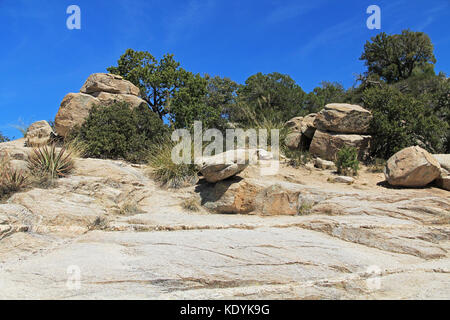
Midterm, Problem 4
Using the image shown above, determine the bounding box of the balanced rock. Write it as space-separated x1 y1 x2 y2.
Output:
200 149 252 183
80 73 140 96
314 104 372 134
385 146 441 187
26 120 54 147
309 130 371 161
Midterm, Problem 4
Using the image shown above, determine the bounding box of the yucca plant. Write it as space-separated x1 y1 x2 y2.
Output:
1 169 27 192
27 145 74 179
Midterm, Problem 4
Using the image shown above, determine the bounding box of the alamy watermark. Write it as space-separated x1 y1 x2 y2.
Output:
66 265 81 290
171 121 280 175
66 5 81 30
366 5 381 30
366 265 382 290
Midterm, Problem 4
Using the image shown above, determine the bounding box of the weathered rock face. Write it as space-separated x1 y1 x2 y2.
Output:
285 117 303 131
54 73 145 137
1 149 450 299
385 146 441 187
433 154 450 171
90 92 147 109
0 139 29 161
436 176 450 191
309 130 371 161
285 132 307 150
300 113 317 138
54 93 100 137
285 114 316 140
199 178 301 216
435 168 450 191
80 73 140 96
25 121 54 147
314 103 372 134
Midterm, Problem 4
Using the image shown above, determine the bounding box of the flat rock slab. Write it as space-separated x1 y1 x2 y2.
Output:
2 226 448 300
0 150 449 299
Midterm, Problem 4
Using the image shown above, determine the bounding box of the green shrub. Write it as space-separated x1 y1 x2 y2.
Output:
27 145 74 180
72 102 168 163
335 146 359 176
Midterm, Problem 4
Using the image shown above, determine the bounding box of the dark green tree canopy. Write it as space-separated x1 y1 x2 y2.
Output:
363 85 447 159
303 81 346 114
107 49 193 119
235 72 306 124
360 30 436 83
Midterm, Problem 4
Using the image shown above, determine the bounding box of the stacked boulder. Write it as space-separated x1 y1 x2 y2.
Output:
54 73 146 137
309 104 372 161
285 104 373 161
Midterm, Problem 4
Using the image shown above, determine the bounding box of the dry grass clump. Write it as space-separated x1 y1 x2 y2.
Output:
88 216 110 230
147 139 199 189
119 199 142 216
181 195 202 212
0 153 27 200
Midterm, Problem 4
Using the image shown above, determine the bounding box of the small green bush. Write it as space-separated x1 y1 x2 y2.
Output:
335 146 359 176
72 102 168 163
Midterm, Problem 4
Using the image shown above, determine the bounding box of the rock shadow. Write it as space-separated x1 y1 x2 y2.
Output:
195 176 243 206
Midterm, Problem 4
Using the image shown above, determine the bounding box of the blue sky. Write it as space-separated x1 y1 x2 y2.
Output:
0 0 449 138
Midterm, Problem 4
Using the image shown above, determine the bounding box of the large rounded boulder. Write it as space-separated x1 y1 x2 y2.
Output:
26 120 54 147
54 93 100 137
384 146 441 187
